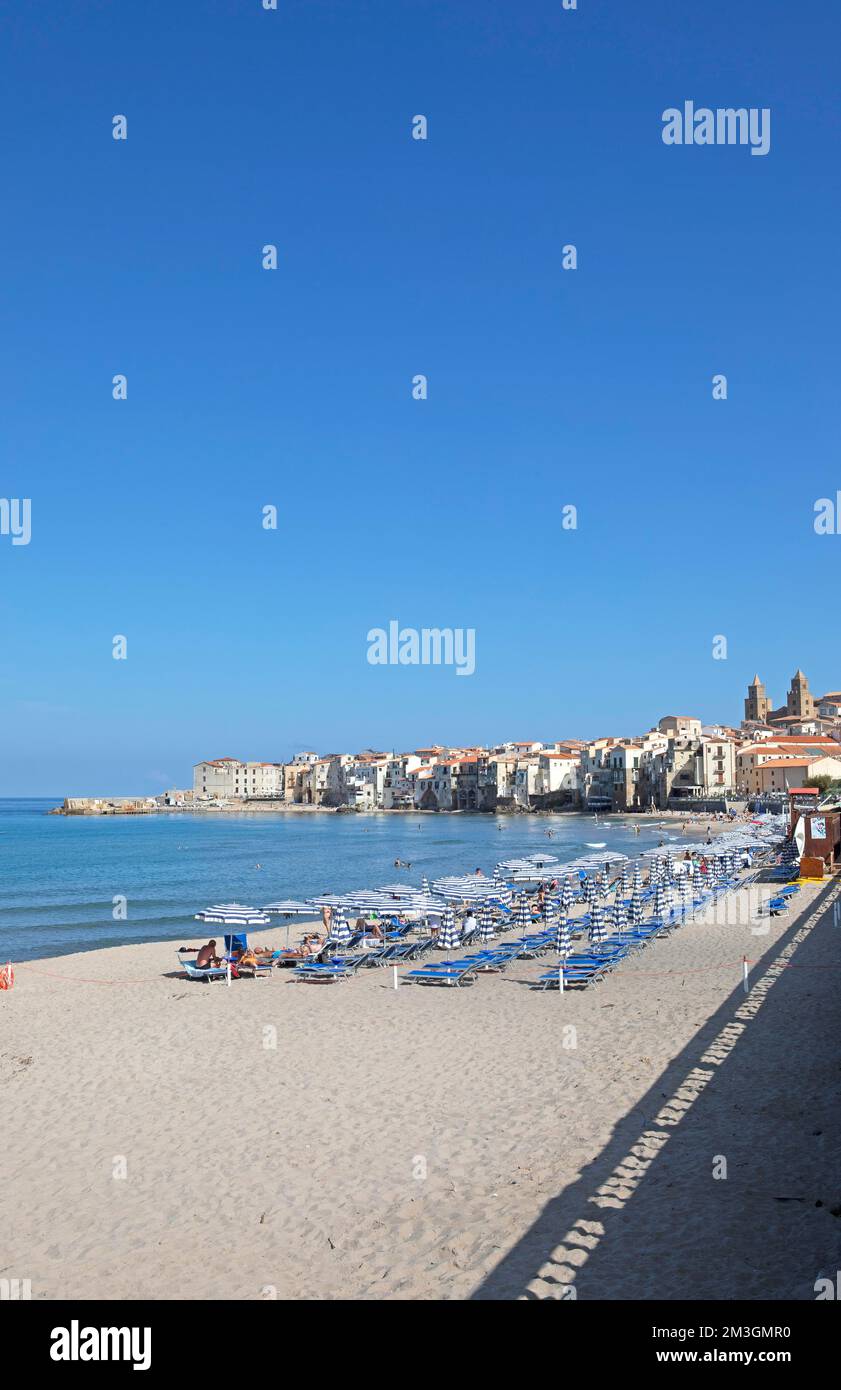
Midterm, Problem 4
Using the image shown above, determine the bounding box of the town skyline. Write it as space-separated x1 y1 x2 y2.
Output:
52 667 841 814
9 662 841 799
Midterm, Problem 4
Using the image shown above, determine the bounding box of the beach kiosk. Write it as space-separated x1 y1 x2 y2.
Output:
789 789 841 877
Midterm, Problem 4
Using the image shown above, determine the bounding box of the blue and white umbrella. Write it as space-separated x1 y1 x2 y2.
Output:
680 875 692 915
478 903 495 942
513 894 531 947
589 901 606 945
560 875 574 913
612 893 627 933
262 899 318 917
432 875 501 902
556 916 572 956
195 902 271 929
437 904 461 950
629 880 644 925
328 909 352 945
514 895 531 929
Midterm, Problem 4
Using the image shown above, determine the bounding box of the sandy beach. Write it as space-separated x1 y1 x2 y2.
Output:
2 871 839 1301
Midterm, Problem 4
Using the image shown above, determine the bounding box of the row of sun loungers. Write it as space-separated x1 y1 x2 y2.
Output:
181 851 790 988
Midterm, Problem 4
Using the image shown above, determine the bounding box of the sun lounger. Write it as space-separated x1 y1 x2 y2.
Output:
178 953 228 983
534 962 604 989
292 954 368 983
405 962 477 987
453 948 519 973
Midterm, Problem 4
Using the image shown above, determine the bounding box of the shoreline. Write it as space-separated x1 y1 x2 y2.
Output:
4 870 837 1300
50 801 752 822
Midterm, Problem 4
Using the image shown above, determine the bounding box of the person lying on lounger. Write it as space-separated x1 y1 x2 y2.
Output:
301 933 327 955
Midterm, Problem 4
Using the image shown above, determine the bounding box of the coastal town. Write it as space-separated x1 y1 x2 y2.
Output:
60 668 841 816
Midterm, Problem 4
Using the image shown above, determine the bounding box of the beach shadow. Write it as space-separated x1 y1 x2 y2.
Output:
471 879 841 1301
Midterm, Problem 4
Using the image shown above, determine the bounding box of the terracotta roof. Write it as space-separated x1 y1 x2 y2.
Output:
759 758 816 768
773 734 837 743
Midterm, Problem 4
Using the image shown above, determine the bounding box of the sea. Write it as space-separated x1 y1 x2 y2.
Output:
0 799 682 962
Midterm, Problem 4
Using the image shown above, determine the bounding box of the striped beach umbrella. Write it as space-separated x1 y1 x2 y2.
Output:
262 900 316 916
194 902 271 929
514 894 531 930
555 916 572 956
437 904 461 951
589 901 606 945
620 865 630 896
653 884 667 919
513 895 531 948
612 893 627 933
560 875 574 914
478 903 495 942
328 909 352 945
680 875 692 915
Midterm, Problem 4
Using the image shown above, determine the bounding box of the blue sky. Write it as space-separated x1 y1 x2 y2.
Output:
1 0 839 794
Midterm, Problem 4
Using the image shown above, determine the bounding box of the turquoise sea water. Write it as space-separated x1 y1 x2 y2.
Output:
0 799 678 962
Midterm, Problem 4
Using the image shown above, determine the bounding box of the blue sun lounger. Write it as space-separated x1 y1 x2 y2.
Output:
534 961 604 989
405 962 477 987
178 954 228 982
293 954 368 983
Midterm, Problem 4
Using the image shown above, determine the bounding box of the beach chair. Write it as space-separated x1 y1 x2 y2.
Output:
465 947 521 973
292 954 368 983
178 953 228 983
534 962 603 990
405 936 435 959
405 962 477 987
233 953 274 980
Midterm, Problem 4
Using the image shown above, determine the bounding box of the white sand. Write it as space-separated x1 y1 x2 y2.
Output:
2 875 839 1301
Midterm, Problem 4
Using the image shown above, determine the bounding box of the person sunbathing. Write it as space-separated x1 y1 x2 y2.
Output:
231 946 259 972
301 933 327 955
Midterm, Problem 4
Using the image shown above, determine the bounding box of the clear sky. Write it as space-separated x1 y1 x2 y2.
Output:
1 0 839 794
